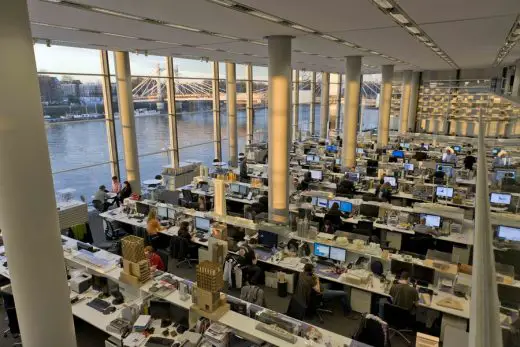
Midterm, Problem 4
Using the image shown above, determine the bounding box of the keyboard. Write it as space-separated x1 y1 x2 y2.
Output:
316 259 334 267
146 336 175 347
87 298 110 312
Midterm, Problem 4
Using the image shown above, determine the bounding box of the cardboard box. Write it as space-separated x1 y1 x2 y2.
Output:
119 272 141 286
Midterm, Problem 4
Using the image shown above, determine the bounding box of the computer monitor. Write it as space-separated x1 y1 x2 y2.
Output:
326 145 337 153
403 163 414 172
329 247 346 262
239 185 249 196
170 302 190 328
436 186 454 198
136 202 150 216
436 164 454 177
497 284 520 308
258 230 278 248
495 170 516 182
492 147 501 155
230 183 240 194
383 176 397 187
335 158 341 165
195 217 211 232
313 243 331 258
490 192 512 205
347 172 360 182
317 198 328 208
328 199 341 209
157 206 168 219
420 214 442 228
412 264 435 285
392 150 404 158
453 145 461 153
91 275 109 296
367 159 378 168
360 204 379 218
311 197 318 206
367 167 378 177
497 225 520 242
422 144 429 150
149 299 172 320
356 148 365 154
310 170 323 181
400 143 410 149
167 208 176 220
339 201 353 213
390 259 413 277
306 154 314 163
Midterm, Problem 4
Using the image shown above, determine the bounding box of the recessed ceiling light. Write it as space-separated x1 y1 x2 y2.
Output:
321 34 339 41
357 47 369 52
91 7 144 21
290 24 316 33
370 51 380 55
164 24 201 32
425 42 434 46
373 0 393 9
249 41 267 46
514 27 520 35
249 11 282 22
405 26 420 34
389 11 409 24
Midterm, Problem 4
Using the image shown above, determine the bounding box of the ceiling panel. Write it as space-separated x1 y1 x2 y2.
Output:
422 16 517 68
235 0 397 32
66 0 300 39
293 36 367 58
209 41 267 57
398 0 520 24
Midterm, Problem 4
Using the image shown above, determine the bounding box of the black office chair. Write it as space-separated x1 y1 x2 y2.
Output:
104 220 126 241
170 236 198 268
383 303 415 346
180 190 198 209
309 291 333 324
356 221 374 237
92 199 104 212
286 297 306 320
156 248 170 272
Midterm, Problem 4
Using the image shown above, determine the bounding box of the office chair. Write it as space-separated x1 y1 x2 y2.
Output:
355 221 374 237
383 303 415 346
286 297 306 320
92 199 104 212
170 236 198 268
180 190 198 209
309 291 333 324
104 220 126 241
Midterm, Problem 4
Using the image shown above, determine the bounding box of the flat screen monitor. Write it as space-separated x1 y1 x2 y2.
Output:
497 284 520 308
306 154 314 163
310 170 323 181
492 148 501 155
356 148 365 154
326 145 337 152
497 225 520 242
403 163 414 171
367 167 378 177
495 170 516 182
157 206 168 219
360 204 379 218
335 158 341 165
136 202 150 216
436 186 454 198
167 208 176 220
195 217 211 232
390 259 413 277
149 299 172 320
314 243 331 258
239 185 249 196
329 247 346 262
420 214 442 228
170 302 189 328
258 230 278 248
230 183 240 194
340 201 353 213
453 145 461 153
400 143 410 149
311 197 318 206
412 264 435 285
383 176 397 187
367 159 378 168
317 198 328 208
490 192 512 205
436 164 454 177
392 150 405 158
328 199 341 209
347 172 360 182
422 144 429 150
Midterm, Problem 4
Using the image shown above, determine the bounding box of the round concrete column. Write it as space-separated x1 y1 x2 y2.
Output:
342 56 361 169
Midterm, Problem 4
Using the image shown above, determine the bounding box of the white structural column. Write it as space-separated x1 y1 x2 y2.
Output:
310 71 317 135
320 72 330 139
399 70 412 133
246 64 254 145
469 114 503 347
226 62 238 166
0 1 78 346
267 35 292 223
512 60 520 97
292 70 300 142
166 57 180 168
335 74 343 131
115 51 141 194
342 56 362 169
407 72 420 132
377 65 394 147
212 62 222 160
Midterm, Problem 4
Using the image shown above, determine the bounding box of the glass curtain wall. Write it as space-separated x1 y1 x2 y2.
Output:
297 71 313 136
360 73 381 132
314 72 323 135
252 66 268 143
35 44 113 199
329 73 342 134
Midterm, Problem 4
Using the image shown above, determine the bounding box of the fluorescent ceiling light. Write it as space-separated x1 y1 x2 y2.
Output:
91 8 144 21
155 40 179 45
370 51 380 55
208 0 235 6
425 42 434 46
406 26 420 34
321 34 339 41
417 36 428 42
103 33 138 39
164 24 201 32
341 41 355 47
213 33 239 40
389 11 409 24
32 22 79 31
373 0 393 9
249 11 282 22
357 47 369 52
249 41 267 46
291 24 316 33
514 27 520 35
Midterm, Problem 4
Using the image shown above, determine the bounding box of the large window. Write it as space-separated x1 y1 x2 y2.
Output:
35 44 112 199
361 74 381 132
252 66 268 143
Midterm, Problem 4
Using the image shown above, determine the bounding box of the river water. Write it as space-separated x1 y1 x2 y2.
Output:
47 105 379 198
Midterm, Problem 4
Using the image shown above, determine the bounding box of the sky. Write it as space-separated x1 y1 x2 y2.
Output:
34 43 380 83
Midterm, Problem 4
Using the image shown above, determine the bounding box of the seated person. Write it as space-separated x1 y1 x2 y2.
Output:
379 271 418 318
177 221 192 240
294 264 351 316
298 172 312 191
239 153 249 182
144 246 165 271
375 179 392 202
336 177 356 197
433 170 446 183
336 136 343 148
238 244 263 285
118 181 132 202
442 149 457 163
322 219 335 234
250 191 269 217
93 185 111 212
324 202 347 229
146 209 165 236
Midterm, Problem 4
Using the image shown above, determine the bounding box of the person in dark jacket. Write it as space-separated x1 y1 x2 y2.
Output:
118 181 132 202
239 153 249 182
178 221 192 240
238 244 263 285
324 202 347 231
375 178 392 202
336 178 356 196
464 151 476 171
298 172 312 191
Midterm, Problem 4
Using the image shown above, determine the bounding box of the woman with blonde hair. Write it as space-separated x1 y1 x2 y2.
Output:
146 208 164 236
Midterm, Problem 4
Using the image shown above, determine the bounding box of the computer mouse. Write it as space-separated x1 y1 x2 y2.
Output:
103 306 116 315
162 329 169 337
170 330 177 338
172 343 180 347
